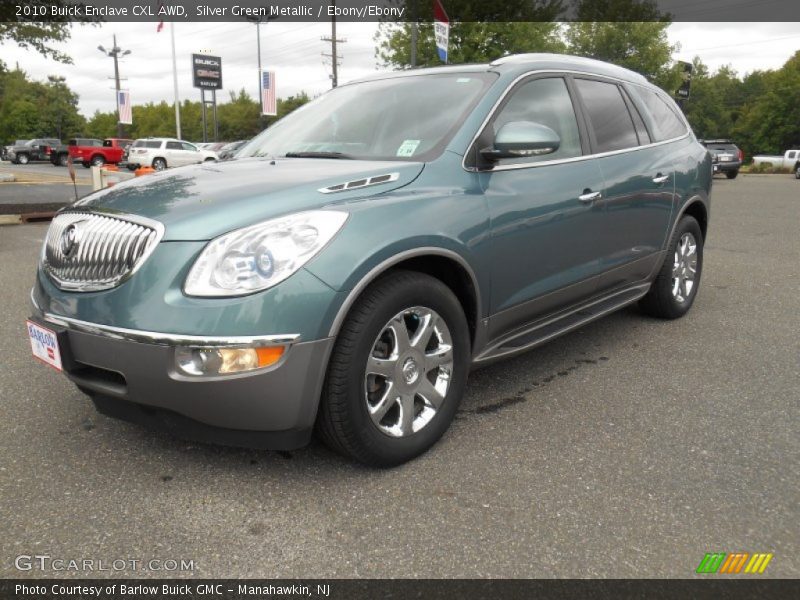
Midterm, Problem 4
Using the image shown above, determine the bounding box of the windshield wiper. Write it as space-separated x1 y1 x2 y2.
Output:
284 151 354 159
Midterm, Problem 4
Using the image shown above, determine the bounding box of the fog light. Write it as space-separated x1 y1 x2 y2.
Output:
175 345 285 376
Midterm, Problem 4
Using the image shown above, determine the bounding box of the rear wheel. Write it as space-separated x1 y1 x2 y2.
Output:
640 215 703 319
152 157 167 171
58 154 69 167
316 270 470 467
726 170 738 179
91 155 105 167
17 153 29 165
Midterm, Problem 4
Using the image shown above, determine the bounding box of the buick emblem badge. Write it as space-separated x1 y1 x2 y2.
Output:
60 222 82 259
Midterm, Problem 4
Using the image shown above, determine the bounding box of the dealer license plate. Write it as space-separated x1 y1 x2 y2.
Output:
26 320 63 371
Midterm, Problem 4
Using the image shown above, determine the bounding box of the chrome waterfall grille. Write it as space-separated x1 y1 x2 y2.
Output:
42 212 164 291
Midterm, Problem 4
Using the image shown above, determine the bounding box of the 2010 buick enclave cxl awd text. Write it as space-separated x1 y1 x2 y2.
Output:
28 54 711 466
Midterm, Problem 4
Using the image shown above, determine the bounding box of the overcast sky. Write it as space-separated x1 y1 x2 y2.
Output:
2 21 798 118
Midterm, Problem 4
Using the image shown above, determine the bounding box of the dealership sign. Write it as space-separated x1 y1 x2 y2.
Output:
192 54 223 90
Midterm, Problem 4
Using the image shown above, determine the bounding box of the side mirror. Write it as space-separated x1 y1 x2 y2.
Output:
481 121 561 161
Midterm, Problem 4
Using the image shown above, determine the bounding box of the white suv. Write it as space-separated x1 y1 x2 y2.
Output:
126 138 218 171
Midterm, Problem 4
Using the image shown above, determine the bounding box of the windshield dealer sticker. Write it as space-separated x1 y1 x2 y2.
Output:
396 140 421 157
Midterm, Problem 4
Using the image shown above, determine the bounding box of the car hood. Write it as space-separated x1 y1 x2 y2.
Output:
73 157 424 240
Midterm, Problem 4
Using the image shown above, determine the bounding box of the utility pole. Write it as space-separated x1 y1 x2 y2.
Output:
98 34 130 138
322 1 345 88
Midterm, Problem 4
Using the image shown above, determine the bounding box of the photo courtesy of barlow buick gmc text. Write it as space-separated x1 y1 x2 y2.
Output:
0 0 798 596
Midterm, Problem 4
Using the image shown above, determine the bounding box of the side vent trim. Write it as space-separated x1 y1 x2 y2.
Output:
318 172 399 194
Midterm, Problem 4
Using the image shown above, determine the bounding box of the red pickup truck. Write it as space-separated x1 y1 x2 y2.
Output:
68 138 133 168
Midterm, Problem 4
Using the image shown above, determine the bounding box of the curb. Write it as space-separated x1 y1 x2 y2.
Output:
0 211 56 225
0 214 22 225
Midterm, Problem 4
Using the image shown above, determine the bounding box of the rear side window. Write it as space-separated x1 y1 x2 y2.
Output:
491 77 583 164
166 141 183 150
133 140 162 149
630 87 688 141
574 79 638 153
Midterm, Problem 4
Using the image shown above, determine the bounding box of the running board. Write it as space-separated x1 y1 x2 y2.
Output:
473 283 650 365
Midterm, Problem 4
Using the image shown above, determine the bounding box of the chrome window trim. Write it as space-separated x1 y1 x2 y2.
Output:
461 68 690 173
42 210 166 292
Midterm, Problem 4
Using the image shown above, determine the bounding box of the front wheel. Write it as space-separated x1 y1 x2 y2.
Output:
726 170 738 179
795 165 800 179
316 270 470 467
640 215 704 319
152 158 167 171
16 154 29 165
58 154 69 167
91 155 105 167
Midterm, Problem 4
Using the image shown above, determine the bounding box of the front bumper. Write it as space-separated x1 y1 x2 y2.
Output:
30 303 334 450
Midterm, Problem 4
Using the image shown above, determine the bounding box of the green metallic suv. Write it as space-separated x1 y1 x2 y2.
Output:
28 54 711 466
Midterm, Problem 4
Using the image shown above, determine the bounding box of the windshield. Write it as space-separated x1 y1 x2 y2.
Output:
238 72 496 162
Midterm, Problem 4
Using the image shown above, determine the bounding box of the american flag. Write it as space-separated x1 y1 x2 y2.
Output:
118 90 132 124
261 70 277 116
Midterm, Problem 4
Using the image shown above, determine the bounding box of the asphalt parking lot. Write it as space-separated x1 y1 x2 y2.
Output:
0 175 797 578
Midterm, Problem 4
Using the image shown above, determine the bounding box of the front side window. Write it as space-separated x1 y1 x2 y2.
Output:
574 79 639 153
788 151 797 160
629 86 688 141
181 142 197 152
238 72 496 162
490 77 583 165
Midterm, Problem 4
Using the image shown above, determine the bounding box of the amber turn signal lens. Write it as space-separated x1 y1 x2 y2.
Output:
256 346 285 368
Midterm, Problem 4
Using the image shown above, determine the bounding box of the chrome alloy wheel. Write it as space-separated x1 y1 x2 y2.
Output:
672 232 698 303
365 307 454 437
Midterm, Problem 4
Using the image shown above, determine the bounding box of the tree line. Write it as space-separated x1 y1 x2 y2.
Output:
1 0 798 156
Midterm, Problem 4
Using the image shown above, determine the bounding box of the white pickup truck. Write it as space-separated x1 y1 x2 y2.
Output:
752 150 800 178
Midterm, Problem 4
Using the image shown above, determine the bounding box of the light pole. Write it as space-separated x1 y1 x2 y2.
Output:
98 34 130 138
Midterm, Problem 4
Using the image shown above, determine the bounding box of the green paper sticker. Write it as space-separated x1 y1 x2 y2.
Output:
396 139 421 157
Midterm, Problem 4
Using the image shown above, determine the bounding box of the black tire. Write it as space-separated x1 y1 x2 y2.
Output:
91 155 105 167
17 153 29 165
726 170 738 179
794 164 800 179
640 215 704 319
152 157 167 171
81 162 91 169
316 270 470 467
58 153 69 167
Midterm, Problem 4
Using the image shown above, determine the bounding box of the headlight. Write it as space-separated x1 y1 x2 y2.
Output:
184 210 348 297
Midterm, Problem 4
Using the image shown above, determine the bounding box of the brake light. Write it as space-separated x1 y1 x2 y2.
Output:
738 149 744 162
43 146 51 154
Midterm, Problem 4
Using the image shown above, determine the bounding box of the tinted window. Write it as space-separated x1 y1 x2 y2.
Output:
788 151 797 159
622 88 651 145
492 77 582 164
630 86 687 141
166 141 183 150
574 79 638 153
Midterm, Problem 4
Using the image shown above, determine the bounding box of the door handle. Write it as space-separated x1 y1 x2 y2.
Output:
652 173 670 184
578 190 602 203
